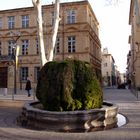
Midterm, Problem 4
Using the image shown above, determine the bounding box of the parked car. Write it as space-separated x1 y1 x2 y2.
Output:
118 83 126 89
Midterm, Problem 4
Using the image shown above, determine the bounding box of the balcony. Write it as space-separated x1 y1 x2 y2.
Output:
0 55 14 62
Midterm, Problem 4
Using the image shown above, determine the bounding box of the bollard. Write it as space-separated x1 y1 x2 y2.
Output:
3 88 8 96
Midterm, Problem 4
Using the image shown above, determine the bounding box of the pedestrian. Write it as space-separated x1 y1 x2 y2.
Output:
25 78 31 97
127 79 131 89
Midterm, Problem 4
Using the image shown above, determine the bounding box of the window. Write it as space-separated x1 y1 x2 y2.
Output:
51 11 60 26
8 40 15 55
36 39 39 54
0 18 2 29
34 67 40 81
68 36 76 53
22 40 29 55
22 15 29 28
0 46 1 55
104 63 107 67
20 67 28 81
51 12 55 26
0 42 1 55
54 37 60 54
42 11 44 17
8 16 15 29
106 72 109 76
67 10 76 24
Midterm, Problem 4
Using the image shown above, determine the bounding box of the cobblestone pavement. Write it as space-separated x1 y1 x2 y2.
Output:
0 88 140 140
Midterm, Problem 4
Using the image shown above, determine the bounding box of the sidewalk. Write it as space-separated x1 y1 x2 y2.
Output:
0 88 36 101
0 88 140 140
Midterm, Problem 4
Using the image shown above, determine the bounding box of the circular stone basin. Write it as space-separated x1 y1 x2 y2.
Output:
18 101 119 132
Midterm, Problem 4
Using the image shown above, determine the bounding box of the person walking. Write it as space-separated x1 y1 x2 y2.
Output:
127 79 131 89
25 78 31 97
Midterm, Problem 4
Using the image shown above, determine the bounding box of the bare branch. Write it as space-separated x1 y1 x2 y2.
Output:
47 0 61 61
32 0 47 66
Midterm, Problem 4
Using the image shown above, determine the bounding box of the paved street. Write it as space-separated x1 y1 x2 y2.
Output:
0 88 140 140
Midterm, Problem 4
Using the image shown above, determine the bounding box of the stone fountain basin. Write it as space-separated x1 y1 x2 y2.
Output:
18 101 118 132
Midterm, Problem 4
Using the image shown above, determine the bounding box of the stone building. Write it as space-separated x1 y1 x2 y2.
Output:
101 48 117 87
127 0 140 88
0 1 101 90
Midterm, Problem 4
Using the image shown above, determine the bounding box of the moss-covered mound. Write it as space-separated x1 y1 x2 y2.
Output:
36 60 103 111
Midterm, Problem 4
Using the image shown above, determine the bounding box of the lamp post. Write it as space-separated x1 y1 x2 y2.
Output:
10 31 21 97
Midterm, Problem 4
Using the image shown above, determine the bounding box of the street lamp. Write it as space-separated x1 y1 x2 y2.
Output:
10 31 21 96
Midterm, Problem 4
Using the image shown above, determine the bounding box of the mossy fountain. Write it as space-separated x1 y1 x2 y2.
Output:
18 60 118 132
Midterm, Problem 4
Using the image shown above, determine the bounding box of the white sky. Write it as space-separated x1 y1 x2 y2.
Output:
0 0 131 73
92 0 131 73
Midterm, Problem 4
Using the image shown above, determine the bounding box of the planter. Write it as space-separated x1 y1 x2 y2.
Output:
17 101 118 132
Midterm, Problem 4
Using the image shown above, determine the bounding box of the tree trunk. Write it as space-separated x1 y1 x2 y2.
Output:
47 0 61 61
32 0 47 66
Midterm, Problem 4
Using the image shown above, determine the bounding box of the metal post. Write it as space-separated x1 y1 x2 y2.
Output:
12 46 16 100
10 31 21 98
14 47 17 95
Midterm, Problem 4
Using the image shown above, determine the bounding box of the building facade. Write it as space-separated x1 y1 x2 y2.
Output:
0 1 101 90
127 0 140 88
101 48 118 87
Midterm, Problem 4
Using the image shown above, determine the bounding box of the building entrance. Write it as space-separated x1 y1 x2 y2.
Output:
0 67 8 88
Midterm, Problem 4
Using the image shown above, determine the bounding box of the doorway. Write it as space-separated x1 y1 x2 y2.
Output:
0 67 8 88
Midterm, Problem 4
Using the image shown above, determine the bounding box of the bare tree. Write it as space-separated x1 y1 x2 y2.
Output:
32 0 47 66
32 0 61 66
47 0 61 61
